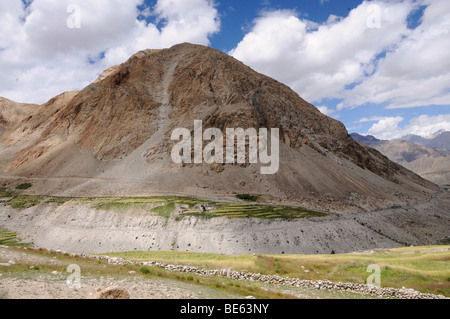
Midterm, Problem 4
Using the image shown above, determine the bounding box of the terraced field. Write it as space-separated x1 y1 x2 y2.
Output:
0 230 23 246
1 186 327 220
182 202 327 219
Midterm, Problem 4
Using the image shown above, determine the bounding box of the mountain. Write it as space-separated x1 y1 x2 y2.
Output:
427 131 450 152
374 141 445 164
394 134 430 146
394 131 450 153
350 133 384 147
352 132 449 186
0 43 438 213
0 97 38 136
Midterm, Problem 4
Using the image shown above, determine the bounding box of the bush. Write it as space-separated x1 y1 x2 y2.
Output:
15 183 32 190
140 266 151 275
236 194 258 201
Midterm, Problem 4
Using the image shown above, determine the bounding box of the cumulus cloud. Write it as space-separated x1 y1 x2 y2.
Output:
366 114 450 140
0 0 220 103
366 116 405 139
230 0 450 137
316 105 335 116
340 0 450 110
230 1 416 103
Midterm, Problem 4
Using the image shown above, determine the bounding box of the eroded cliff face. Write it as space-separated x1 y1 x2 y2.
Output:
0 43 437 211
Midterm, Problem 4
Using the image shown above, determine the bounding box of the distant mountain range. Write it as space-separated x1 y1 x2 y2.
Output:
351 131 450 186
393 131 450 153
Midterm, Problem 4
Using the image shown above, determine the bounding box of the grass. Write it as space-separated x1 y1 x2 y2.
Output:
83 196 197 216
107 245 450 297
1 187 71 209
182 202 326 219
7 195 43 209
151 201 176 218
45 197 72 205
106 251 257 270
2 244 448 298
1 191 327 220
74 195 327 220
1 246 295 299
0 188 15 198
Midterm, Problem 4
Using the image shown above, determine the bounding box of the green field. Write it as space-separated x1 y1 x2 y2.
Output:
181 202 326 219
0 230 29 247
0 189 327 220
0 187 16 198
107 246 450 297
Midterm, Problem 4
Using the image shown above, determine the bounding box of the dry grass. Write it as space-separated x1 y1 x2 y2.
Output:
107 246 450 296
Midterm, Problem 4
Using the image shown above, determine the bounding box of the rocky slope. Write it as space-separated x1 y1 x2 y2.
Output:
0 43 439 213
352 133 449 186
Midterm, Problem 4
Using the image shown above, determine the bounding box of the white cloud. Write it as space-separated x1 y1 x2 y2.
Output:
357 115 389 123
366 114 450 140
340 0 450 110
230 1 416 104
367 116 405 139
0 0 220 104
230 0 450 137
317 105 335 116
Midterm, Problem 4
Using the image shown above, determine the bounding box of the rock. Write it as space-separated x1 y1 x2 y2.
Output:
94 287 130 299
245 295 256 299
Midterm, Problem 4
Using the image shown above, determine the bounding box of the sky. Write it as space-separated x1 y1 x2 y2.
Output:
0 0 449 140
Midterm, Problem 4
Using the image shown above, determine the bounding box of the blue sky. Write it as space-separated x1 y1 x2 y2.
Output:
211 0 363 52
1 0 449 139
208 0 450 138
137 0 363 52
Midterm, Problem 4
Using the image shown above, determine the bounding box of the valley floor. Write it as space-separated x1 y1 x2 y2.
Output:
0 187 449 299
0 245 448 299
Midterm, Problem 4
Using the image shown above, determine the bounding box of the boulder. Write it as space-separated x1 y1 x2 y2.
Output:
94 286 130 299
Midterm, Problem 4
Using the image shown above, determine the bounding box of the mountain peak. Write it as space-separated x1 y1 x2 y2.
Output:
0 43 438 211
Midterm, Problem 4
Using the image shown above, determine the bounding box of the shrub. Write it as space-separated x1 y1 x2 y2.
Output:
15 183 32 190
236 194 258 201
140 267 151 275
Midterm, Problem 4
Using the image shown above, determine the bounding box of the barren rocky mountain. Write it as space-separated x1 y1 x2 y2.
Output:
351 133 449 186
0 98 38 137
0 43 440 212
394 131 450 153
